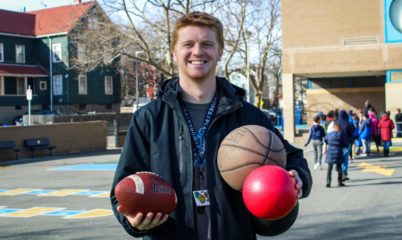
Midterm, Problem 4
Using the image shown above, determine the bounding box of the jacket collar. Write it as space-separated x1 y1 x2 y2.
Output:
156 76 245 112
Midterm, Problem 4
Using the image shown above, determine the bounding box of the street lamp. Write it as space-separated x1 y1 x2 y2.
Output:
135 51 143 111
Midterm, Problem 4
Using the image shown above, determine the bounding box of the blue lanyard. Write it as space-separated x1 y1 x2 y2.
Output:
181 93 218 175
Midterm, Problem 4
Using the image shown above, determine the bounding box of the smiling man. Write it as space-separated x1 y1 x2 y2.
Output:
110 12 312 240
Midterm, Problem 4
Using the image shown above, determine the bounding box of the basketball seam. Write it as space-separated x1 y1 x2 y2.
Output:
219 162 262 173
264 131 273 165
219 144 284 169
242 126 284 152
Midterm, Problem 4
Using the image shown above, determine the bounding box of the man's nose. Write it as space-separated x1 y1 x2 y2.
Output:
192 44 203 56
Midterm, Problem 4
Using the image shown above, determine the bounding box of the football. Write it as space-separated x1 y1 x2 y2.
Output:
115 172 177 215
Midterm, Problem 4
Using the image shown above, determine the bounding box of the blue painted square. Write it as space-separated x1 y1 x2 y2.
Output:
48 164 117 171
44 209 84 217
0 189 8 193
73 191 106 196
0 208 21 215
25 189 55 195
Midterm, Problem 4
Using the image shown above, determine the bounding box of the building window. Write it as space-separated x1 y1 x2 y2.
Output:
15 44 25 63
16 77 25 95
78 74 87 95
105 76 113 95
52 43 62 62
3 77 25 95
77 43 86 62
88 17 99 30
53 75 63 96
0 43 4 62
0 77 3 95
40 81 47 90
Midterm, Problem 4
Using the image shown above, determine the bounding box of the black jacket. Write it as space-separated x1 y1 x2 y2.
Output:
110 77 312 239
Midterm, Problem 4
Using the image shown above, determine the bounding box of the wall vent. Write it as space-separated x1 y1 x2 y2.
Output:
343 37 378 45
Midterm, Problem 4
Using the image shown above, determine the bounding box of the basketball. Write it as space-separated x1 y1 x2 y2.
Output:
115 172 177 215
217 125 286 190
242 165 297 220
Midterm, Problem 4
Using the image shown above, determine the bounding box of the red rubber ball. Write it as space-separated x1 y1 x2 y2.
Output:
242 165 297 220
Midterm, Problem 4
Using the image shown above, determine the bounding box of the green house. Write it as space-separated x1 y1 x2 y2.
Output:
0 1 121 124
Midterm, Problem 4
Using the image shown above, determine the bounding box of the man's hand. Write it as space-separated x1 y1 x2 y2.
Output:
117 205 169 231
288 170 303 199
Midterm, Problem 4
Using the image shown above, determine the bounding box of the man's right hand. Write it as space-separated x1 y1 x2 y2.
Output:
117 205 169 231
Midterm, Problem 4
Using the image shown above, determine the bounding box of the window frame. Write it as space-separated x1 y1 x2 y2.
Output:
77 43 86 62
104 76 113 95
15 44 25 64
0 43 4 62
78 74 87 95
88 17 99 30
52 43 62 63
53 75 63 96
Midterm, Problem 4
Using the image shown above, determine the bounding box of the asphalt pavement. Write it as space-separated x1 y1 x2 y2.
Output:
1 139 402 240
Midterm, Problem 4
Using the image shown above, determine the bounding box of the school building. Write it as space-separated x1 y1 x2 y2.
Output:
281 0 402 142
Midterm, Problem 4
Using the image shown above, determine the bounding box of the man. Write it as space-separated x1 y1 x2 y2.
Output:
395 108 402 138
111 12 312 240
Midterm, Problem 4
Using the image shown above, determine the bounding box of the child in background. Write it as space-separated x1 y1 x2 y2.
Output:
359 112 372 156
305 115 326 170
324 121 345 187
377 112 395 157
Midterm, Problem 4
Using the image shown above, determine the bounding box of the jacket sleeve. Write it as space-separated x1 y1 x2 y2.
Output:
305 128 313 146
252 202 299 236
110 110 153 238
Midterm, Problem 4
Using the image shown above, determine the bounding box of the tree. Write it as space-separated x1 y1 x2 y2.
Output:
70 0 282 107
220 0 281 107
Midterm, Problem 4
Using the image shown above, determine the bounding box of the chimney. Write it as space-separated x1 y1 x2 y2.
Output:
74 0 82 4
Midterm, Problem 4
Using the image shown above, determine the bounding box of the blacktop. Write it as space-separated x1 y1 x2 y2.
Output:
1 135 402 239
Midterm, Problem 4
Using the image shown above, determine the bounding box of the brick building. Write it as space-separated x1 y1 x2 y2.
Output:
281 0 402 141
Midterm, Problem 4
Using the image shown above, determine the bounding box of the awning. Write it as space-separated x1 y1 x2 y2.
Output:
0 64 48 77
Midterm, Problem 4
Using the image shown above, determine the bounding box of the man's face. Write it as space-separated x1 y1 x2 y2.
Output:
173 25 223 82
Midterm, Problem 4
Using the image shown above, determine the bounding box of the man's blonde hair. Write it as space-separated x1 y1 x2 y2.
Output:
171 12 224 51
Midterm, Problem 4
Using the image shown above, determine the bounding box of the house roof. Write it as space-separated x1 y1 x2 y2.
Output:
0 1 95 37
0 65 48 77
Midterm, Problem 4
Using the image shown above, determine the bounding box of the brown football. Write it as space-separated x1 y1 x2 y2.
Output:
115 172 177 215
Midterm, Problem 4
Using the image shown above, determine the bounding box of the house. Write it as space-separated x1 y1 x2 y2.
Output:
281 0 402 142
0 0 121 124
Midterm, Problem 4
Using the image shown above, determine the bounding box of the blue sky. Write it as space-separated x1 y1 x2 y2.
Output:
0 0 86 12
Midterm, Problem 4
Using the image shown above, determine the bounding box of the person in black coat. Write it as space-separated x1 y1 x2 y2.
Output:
324 121 345 187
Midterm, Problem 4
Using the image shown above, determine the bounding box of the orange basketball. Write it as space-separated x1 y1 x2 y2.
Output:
217 125 287 190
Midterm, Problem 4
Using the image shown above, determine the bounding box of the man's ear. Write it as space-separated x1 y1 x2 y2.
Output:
172 48 177 62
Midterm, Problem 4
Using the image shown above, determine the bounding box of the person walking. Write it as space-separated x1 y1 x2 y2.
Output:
368 111 380 152
110 12 312 240
359 112 372 156
395 108 402 138
337 110 355 181
378 113 395 157
305 115 326 170
324 121 345 187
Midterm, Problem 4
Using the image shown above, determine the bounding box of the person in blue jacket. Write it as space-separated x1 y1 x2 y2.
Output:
324 121 345 187
305 115 326 170
359 112 372 156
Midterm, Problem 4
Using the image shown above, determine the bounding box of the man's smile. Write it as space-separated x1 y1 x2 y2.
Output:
189 60 208 65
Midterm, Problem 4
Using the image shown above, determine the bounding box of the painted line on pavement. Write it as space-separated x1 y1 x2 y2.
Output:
0 188 37 196
5 207 63 217
64 209 113 219
0 207 113 219
39 189 89 197
0 188 108 198
358 162 395 177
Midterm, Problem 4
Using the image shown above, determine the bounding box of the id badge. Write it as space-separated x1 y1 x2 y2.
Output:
193 190 210 207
